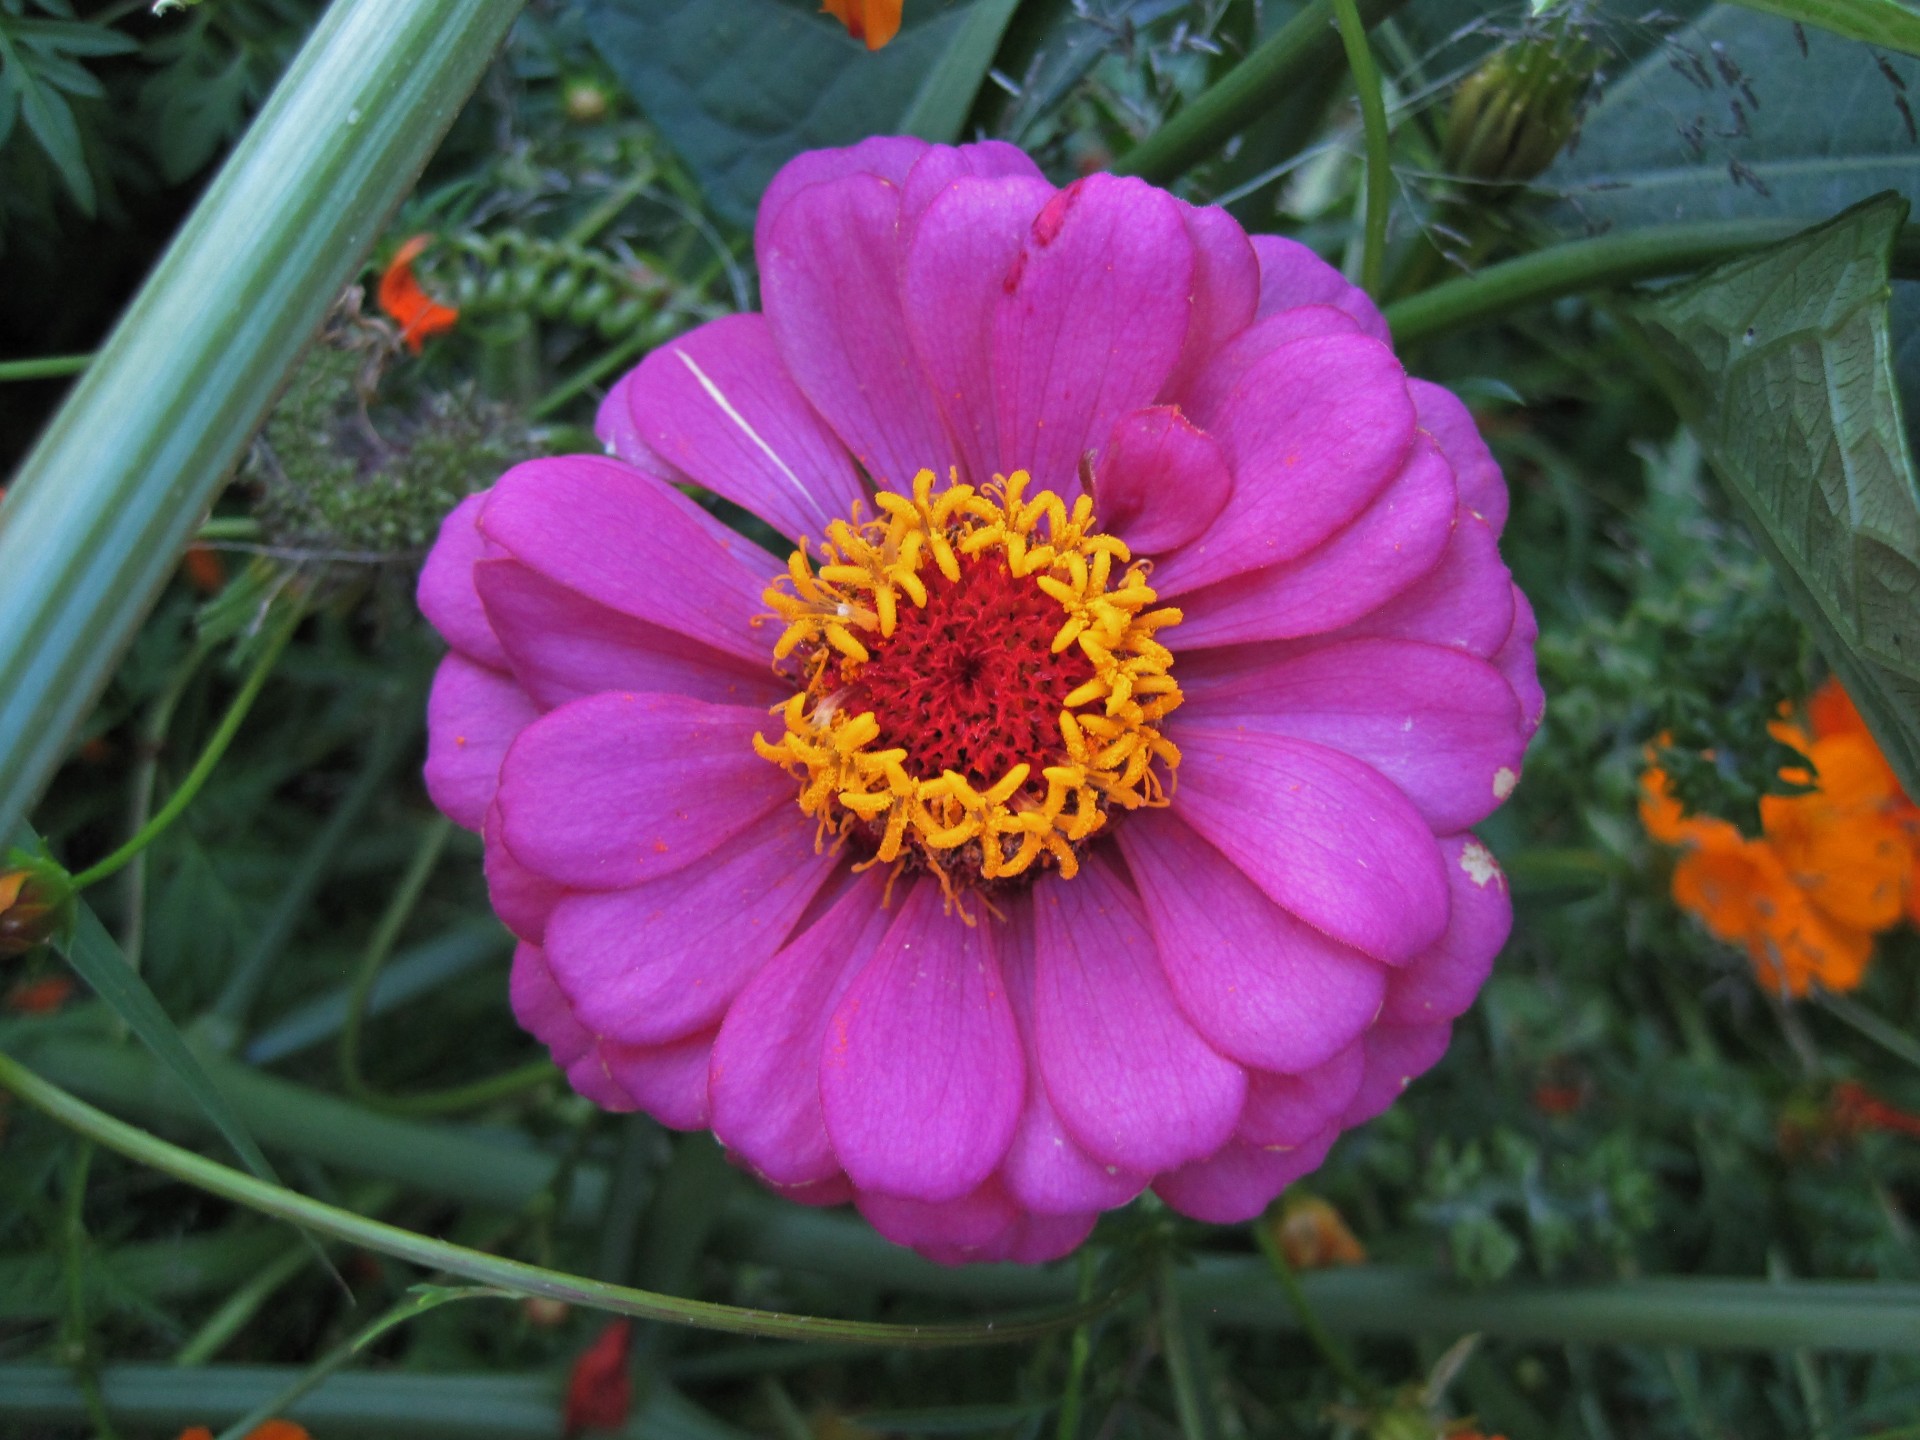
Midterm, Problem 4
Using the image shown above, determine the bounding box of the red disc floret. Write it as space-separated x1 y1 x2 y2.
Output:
849 553 1092 791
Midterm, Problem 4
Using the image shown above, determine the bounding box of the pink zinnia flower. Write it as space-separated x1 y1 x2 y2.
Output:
417 138 1542 1265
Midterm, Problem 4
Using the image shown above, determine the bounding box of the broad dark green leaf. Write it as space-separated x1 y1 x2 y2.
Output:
585 0 1018 228
1635 193 1920 796
1541 7 1920 233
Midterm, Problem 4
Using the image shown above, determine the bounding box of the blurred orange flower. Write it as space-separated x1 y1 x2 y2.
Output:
1640 678 1918 997
377 235 459 353
178 1423 310 1440
1271 1194 1367 1270
821 0 902 49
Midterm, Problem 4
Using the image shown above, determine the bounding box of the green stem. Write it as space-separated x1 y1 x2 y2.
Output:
1814 991 1920 1075
1113 0 1406 184
0 354 91 383
174 1245 311 1367
1253 1221 1376 1400
1156 1255 1218 1440
530 325 658 421
360 1060 559 1117
69 613 298 892
1332 0 1392 297
0 0 528 844
118 634 214 975
210 1287 502 1440
1381 220 1822 345
0 1050 1139 1348
339 816 453 1099
1055 1252 1096 1440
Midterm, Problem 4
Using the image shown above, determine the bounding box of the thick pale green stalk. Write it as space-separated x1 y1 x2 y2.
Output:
0 0 527 841
1113 0 1405 184
1383 221 1816 345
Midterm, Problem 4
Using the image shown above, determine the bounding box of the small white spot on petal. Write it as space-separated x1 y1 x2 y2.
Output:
1493 766 1518 800
1459 839 1501 889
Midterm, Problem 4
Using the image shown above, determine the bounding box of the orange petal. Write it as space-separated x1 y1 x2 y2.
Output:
821 0 902 48
377 234 460 353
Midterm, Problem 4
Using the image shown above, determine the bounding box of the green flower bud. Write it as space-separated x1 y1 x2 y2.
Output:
1444 11 1601 188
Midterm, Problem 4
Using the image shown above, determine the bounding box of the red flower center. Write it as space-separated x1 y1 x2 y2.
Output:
847 552 1094 795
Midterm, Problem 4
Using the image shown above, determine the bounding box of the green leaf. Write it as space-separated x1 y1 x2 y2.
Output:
1634 192 1920 796
49 899 289 1194
1726 0 1920 58
897 0 1023 142
10 18 139 55
1541 7 1920 234
584 0 1016 227
5 35 93 212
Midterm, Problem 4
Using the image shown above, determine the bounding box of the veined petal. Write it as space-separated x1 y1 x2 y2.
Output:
1238 1044 1366 1147
1093 405 1234 558
542 806 838 1046
1030 858 1246 1174
418 491 506 669
1250 234 1389 340
494 692 791 890
1153 1128 1342 1224
820 879 1023 1202
1381 835 1511 1026
993 175 1194 494
1121 811 1388 1073
425 654 537 833
1173 727 1452 964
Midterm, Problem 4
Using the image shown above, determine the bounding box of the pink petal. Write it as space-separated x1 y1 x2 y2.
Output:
484 802 564 944
768 1173 854 1209
993 175 1194 493
510 942 593 1071
1174 306 1362 422
1382 835 1510 1026
855 1176 1021 1254
1120 811 1387 1073
542 806 837 1046
1494 584 1545 737
1250 234 1389 341
1162 201 1260 400
1093 406 1233 557
899 140 1048 235
594 370 681 476
425 654 538 832
1238 1044 1366 1147
762 173 953 491
494 692 791 891
601 1030 717 1130
711 869 893 1187
418 492 506 670
1412 379 1507 534
475 558 782 711
1165 433 1455 633
1341 510 1513 657
1154 334 1416 592
755 135 931 266
998 897 1148 1216
1179 637 1527 833
1343 1022 1453 1125
904 174 1056 486
564 1047 638 1112
1153 1127 1341 1224
992 1212 1098 1265
1030 858 1245 1173
820 879 1023 1202
621 314 867 540
1173 727 1451 964
477 456 770 667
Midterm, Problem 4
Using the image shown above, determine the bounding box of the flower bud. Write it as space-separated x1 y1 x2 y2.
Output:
0 859 72 960
1444 15 1600 188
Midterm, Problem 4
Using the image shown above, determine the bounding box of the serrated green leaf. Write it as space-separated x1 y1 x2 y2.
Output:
1541 7 1920 233
1728 0 1920 58
10 17 140 55
3 33 93 211
1635 192 1920 796
584 0 1010 227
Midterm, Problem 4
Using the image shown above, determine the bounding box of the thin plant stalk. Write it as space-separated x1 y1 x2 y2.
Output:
0 1050 1140 1348
69 613 299 892
339 815 453 1100
1333 0 1393 297
0 354 91 382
